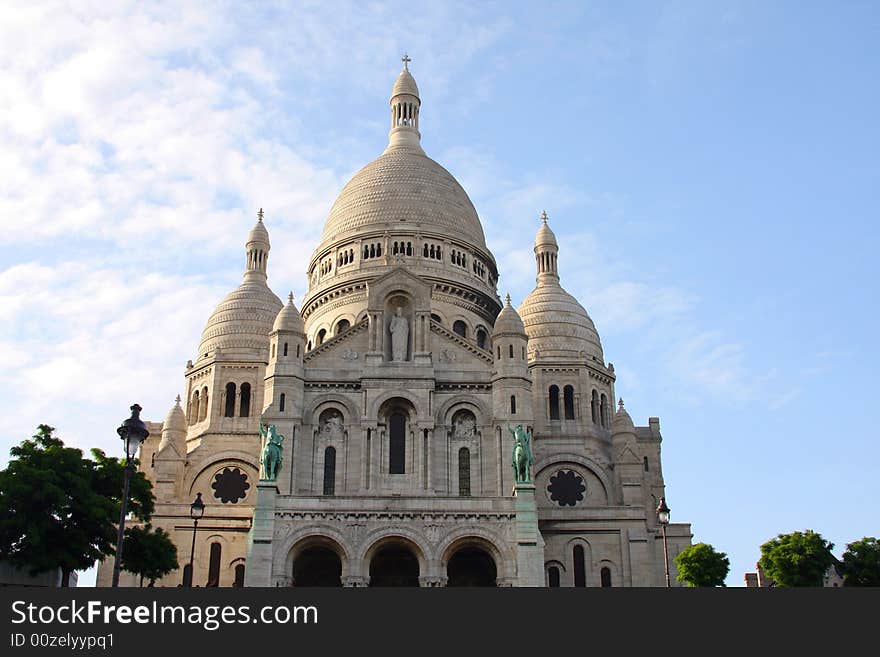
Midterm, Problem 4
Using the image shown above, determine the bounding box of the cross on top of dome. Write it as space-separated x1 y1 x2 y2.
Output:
401 53 411 70
257 208 264 222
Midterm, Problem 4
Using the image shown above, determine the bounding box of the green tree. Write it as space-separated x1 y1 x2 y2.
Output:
758 530 835 587
0 425 154 586
841 537 880 587
121 524 178 587
674 542 730 587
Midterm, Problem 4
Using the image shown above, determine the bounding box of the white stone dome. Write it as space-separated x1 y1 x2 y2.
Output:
157 396 186 455
317 147 488 251
198 278 282 358
535 212 558 248
612 399 635 433
247 216 270 246
519 281 603 361
391 68 419 98
493 294 526 336
273 293 304 333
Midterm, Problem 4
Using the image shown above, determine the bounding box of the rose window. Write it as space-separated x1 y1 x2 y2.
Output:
547 469 586 507
211 467 250 504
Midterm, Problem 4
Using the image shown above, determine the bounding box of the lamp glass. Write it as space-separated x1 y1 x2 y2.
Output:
190 493 205 520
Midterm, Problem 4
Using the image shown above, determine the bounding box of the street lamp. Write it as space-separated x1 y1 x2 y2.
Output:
112 404 150 587
656 497 671 588
185 492 205 587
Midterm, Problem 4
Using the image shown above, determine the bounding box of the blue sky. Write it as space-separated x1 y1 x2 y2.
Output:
1 1 877 587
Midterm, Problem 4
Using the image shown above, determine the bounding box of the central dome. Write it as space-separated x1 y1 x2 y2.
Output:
318 146 488 251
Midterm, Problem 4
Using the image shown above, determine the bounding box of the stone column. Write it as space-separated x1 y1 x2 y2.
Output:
243 481 278 587
513 483 545 587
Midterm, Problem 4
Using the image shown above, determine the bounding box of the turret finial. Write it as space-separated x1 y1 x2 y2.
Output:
257 208 264 222
288 291 294 304
175 394 181 405
505 293 512 306
401 52 411 70
618 398 624 410
541 209 548 223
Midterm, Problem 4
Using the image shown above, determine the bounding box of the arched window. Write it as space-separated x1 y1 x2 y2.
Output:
208 543 222 587
389 411 406 474
549 385 560 420
508 344 514 358
307 340 312 351
573 545 586 587
497 346 501 360
296 344 301 358
591 390 599 423
323 446 336 496
510 395 516 414
279 393 286 413
600 394 607 428
233 563 246 587
317 329 326 346
644 456 649 472
548 566 560 587
563 385 575 420
453 320 467 338
190 391 200 426
239 382 251 417
431 313 442 324
200 386 208 421
601 567 612 588
271 343 275 358
283 342 288 357
476 329 487 349
458 447 471 497
336 319 350 335
224 383 236 417
522 346 526 359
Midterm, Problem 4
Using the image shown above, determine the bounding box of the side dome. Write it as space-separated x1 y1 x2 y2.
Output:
198 280 283 358
519 284 603 361
612 399 635 434
197 213 283 359
273 292 305 333
519 211 604 362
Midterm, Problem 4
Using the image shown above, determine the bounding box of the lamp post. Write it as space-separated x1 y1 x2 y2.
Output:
112 404 150 587
656 497 671 588
185 492 205 587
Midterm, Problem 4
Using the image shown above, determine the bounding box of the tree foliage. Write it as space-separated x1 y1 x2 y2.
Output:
841 537 880 587
121 524 178 587
0 425 154 586
758 530 834 587
674 542 730 587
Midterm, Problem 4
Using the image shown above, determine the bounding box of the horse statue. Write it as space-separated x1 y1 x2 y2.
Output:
508 424 534 484
259 414 285 481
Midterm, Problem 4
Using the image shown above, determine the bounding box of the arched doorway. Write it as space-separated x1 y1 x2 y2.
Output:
446 546 497 587
292 546 342 587
369 544 420 587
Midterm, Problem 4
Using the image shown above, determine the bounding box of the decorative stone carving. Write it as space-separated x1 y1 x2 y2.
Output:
439 347 456 363
451 410 476 441
389 307 409 361
319 410 345 441
341 347 359 360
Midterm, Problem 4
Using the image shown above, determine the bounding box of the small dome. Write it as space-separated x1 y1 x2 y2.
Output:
535 210 558 249
157 396 186 456
519 283 603 361
493 294 526 336
391 67 420 99
612 399 635 433
162 395 186 432
247 215 270 247
198 278 282 358
273 292 305 333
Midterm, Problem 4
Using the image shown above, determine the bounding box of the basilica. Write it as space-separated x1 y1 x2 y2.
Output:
97 60 691 588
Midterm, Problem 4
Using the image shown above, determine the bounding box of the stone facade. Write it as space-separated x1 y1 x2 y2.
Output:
97 61 692 588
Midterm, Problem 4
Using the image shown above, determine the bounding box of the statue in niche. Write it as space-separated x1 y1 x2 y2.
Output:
452 411 476 440
389 306 409 362
320 410 345 441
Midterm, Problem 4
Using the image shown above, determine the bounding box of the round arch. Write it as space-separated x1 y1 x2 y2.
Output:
307 394 361 426
276 525 353 580
438 532 509 582
368 390 422 421
435 395 491 427
533 453 613 504
184 453 257 498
